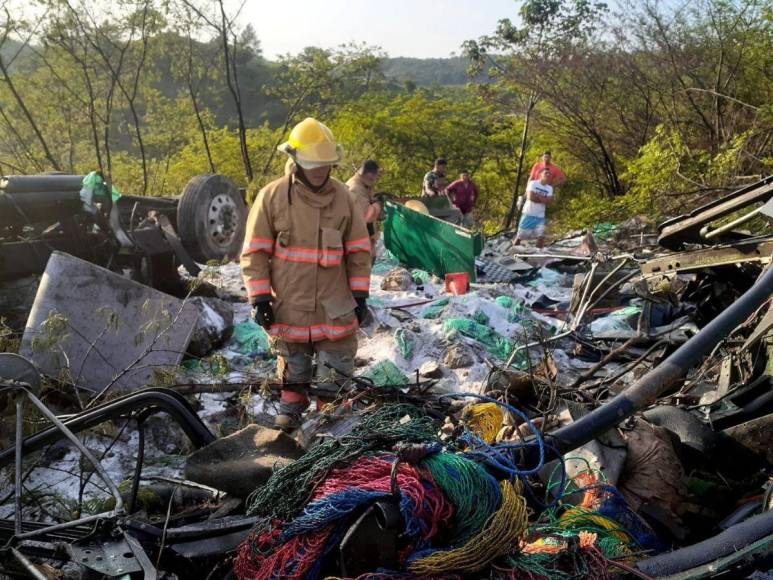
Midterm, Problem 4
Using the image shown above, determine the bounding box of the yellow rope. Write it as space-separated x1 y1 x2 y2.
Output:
558 506 633 544
408 480 528 575
463 402 504 443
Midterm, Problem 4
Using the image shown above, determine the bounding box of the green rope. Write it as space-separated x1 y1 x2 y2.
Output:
245 404 439 520
503 552 574 579
421 453 501 545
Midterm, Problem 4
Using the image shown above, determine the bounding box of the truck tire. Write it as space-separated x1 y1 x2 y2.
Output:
177 174 247 263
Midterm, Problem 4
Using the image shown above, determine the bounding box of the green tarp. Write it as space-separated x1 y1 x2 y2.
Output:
383 201 484 281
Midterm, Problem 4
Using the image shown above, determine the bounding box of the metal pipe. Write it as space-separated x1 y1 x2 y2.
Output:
15 511 111 540
14 398 23 535
127 420 145 514
573 261 600 323
548 263 773 454
0 175 85 193
10 547 48 580
512 252 591 262
22 390 125 516
700 204 765 239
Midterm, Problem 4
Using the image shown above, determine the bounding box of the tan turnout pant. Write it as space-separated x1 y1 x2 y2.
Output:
273 334 358 416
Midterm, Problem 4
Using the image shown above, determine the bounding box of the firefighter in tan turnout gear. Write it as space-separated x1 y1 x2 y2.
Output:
240 118 372 430
346 159 382 258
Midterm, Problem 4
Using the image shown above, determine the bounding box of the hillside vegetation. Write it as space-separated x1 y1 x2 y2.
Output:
0 0 770 233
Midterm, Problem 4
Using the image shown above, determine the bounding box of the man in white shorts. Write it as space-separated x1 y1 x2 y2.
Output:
515 167 554 248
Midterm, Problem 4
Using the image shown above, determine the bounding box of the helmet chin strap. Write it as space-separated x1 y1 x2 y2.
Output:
295 166 331 193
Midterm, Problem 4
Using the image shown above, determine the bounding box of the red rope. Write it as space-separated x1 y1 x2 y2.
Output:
312 456 453 541
234 455 454 579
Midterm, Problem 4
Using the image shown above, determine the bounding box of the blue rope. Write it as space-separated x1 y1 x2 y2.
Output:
439 392 546 476
282 489 388 540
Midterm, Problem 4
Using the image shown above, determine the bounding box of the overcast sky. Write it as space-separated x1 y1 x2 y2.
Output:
245 0 520 59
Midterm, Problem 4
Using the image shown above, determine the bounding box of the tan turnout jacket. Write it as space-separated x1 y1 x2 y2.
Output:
346 173 374 217
346 173 380 243
241 175 372 343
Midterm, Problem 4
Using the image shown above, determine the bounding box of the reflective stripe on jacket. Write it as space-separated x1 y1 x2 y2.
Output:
240 175 372 343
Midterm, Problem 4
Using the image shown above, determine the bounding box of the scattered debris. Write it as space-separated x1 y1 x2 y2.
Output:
380 266 413 291
19 252 198 394
2 178 773 579
187 297 235 357
443 342 475 369
419 360 443 378
185 424 304 498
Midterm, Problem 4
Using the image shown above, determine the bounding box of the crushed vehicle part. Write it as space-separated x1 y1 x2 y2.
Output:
723 413 773 464
0 381 238 579
643 405 717 458
657 175 773 249
0 172 246 292
0 387 216 469
548 262 773 454
640 238 773 278
702 198 773 240
65 536 144 578
707 375 773 431
185 424 305 498
19 252 198 394
383 200 484 280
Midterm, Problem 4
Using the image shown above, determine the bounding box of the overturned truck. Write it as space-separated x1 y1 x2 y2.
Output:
0 173 248 294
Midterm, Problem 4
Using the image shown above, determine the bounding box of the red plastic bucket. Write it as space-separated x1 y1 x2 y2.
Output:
445 272 470 295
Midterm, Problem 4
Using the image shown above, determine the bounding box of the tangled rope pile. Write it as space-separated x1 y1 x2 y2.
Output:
234 402 659 579
245 404 439 521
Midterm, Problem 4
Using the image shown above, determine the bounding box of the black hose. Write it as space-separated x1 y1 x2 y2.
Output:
636 509 773 576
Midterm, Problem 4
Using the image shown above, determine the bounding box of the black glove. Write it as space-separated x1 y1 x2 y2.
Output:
254 301 274 330
354 297 368 325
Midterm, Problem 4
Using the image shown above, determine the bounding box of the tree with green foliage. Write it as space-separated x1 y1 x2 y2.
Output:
464 0 609 229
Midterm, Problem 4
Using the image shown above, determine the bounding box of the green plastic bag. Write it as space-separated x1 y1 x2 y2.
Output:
362 360 409 387
181 358 203 371
394 328 416 360
232 320 271 356
495 296 513 309
422 298 450 319
443 318 515 362
80 171 121 207
494 295 526 323
412 269 431 285
593 223 617 241
612 305 643 318
473 309 490 326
